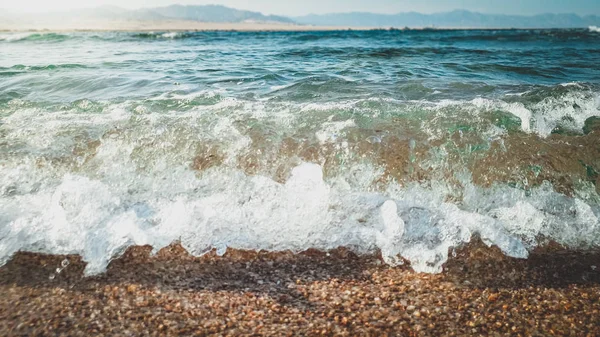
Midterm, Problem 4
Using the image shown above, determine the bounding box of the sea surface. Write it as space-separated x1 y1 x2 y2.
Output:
1 29 599 274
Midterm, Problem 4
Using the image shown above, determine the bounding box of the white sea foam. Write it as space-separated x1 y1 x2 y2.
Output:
529 90 600 137
315 119 356 144
140 90 600 139
2 149 598 275
421 90 600 138
589 26 600 33
472 98 533 132
161 32 179 39
1 95 599 275
149 89 225 102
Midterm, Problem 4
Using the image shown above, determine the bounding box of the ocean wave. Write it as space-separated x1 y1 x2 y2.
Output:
0 31 208 43
437 29 599 41
287 31 364 42
0 32 70 43
128 31 201 40
1 29 598 45
277 46 494 60
0 64 90 73
2 83 598 136
1 90 599 275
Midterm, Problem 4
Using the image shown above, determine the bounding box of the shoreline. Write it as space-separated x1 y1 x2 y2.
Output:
1 240 599 335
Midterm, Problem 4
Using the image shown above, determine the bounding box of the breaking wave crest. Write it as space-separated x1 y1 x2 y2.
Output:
1 87 599 275
3 158 598 275
0 32 70 42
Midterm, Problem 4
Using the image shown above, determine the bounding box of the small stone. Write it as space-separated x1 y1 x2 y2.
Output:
583 116 600 134
487 293 499 302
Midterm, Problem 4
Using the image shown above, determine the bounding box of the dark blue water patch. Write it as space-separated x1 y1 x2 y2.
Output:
286 31 369 42
275 46 498 60
462 64 561 79
405 28 600 42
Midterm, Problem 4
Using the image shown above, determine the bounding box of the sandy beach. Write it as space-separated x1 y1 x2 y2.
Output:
1 240 598 336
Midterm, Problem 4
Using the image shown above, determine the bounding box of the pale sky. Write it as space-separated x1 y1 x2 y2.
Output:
4 0 600 16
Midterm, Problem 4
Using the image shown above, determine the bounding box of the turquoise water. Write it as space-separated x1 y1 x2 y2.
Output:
1 29 599 274
1 30 600 103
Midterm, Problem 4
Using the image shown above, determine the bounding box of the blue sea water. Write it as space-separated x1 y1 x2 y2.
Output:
0 29 599 274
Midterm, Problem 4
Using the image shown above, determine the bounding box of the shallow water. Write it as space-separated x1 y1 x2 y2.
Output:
1 29 599 274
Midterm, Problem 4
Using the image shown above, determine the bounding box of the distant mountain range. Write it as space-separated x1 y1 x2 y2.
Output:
152 5 295 24
5 5 295 25
2 5 600 29
295 10 600 28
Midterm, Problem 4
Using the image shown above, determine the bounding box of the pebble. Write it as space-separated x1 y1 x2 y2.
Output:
0 241 598 336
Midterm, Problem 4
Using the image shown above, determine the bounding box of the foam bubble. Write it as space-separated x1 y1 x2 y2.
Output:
315 119 356 144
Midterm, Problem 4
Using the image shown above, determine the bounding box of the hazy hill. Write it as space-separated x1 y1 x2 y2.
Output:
2 5 295 25
150 5 295 24
295 10 600 28
62 6 167 21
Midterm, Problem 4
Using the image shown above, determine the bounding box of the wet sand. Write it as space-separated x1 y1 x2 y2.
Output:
1 240 599 336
